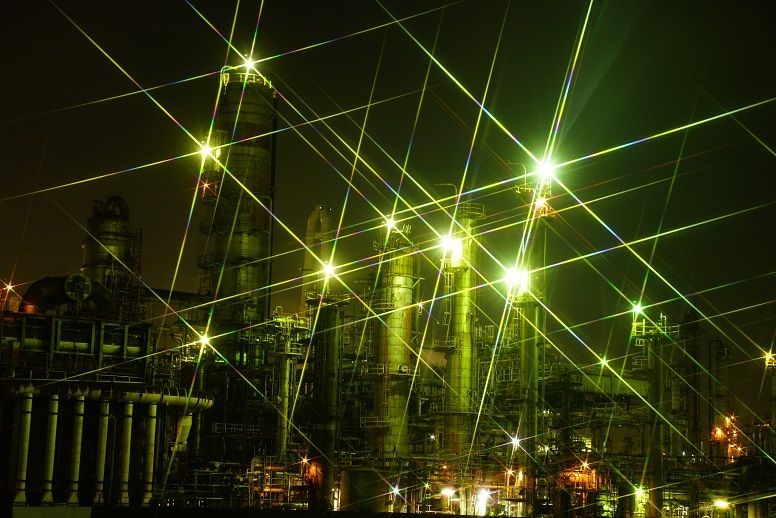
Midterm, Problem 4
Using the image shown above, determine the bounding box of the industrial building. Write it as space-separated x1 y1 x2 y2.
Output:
1 61 775 518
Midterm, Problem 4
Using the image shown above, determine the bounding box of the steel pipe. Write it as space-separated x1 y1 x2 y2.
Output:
94 400 110 504
142 403 157 505
119 402 133 505
13 392 33 504
41 394 59 503
68 395 85 504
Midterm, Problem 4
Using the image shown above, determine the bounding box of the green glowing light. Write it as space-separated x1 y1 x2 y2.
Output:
632 302 644 315
635 487 645 498
600 357 607 367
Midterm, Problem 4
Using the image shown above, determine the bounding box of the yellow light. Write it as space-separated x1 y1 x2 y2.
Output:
244 55 255 69
441 487 455 497
581 461 589 469
322 263 335 279
200 144 212 157
199 335 210 347
506 469 514 476
385 217 396 230
713 499 729 509
301 457 308 465
635 486 645 498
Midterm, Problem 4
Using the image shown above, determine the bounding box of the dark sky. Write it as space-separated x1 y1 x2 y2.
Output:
1 2 775 417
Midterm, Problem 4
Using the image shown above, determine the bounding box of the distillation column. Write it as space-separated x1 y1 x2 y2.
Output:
309 300 344 511
440 202 483 516
373 228 418 509
198 64 277 332
511 175 553 517
300 205 334 311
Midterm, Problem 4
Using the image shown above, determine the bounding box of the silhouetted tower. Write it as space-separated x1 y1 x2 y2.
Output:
83 195 137 293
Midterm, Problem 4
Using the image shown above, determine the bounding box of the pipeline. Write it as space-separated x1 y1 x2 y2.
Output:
5 382 214 410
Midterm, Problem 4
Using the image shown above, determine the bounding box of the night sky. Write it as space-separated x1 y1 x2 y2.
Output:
1 2 775 419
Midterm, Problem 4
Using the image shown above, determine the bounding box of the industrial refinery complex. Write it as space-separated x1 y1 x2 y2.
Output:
1 3 775 518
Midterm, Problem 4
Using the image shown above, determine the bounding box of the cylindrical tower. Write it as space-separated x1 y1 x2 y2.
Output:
309 298 345 512
300 205 334 312
373 228 418 508
199 65 277 329
82 195 136 293
442 202 484 465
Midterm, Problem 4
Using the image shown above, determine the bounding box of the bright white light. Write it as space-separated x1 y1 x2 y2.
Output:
506 268 529 294
713 499 729 509
199 335 210 347
600 357 607 367
200 144 212 157
301 457 308 465
536 160 556 181
322 263 336 279
511 436 520 447
441 235 463 267
441 487 455 498
632 302 643 315
475 489 490 515
634 487 645 498
385 217 396 230
243 56 255 69
535 196 547 208
391 486 401 496
429 434 436 441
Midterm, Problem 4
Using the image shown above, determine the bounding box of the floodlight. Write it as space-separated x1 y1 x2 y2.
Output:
536 160 556 181
713 499 729 509
506 268 530 294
